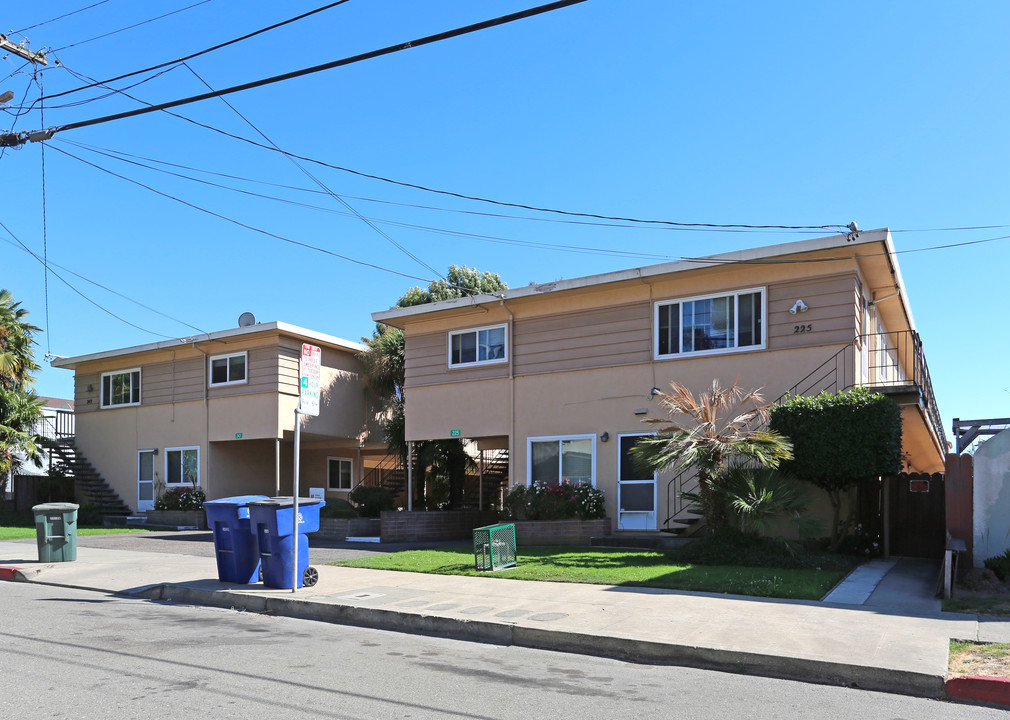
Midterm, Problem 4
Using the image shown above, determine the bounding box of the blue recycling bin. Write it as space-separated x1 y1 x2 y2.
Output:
204 495 269 583
248 497 325 589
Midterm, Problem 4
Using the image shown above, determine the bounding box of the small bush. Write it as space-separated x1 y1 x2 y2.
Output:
986 549 1010 581
154 487 206 511
502 482 606 521
348 485 396 518
667 529 859 572
76 503 104 526
320 498 358 519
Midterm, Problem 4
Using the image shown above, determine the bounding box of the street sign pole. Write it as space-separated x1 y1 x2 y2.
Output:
292 407 302 594
293 343 322 593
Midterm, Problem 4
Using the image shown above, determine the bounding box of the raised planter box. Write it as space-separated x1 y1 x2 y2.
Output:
513 518 612 546
380 510 500 543
145 510 207 529
316 517 381 540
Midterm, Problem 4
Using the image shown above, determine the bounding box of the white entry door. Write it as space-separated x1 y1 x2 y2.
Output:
138 450 156 511
617 434 657 530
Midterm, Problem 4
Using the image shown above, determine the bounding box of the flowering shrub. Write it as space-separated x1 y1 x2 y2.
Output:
154 487 206 512
502 481 606 521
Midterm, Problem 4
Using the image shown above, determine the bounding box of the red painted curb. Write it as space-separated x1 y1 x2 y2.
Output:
0 566 22 581
947 676 1010 707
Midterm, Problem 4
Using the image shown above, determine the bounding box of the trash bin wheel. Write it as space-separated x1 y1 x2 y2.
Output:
303 566 318 587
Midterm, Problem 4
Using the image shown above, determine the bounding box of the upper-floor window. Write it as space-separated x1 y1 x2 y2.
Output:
101 369 141 408
448 324 507 368
209 352 247 386
655 288 764 359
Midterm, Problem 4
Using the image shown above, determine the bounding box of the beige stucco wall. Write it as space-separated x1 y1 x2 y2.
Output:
972 428 1010 567
65 327 380 511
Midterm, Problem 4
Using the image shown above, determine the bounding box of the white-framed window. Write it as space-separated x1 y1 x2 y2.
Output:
327 456 353 490
101 368 141 408
209 351 247 386
527 434 596 487
448 324 507 368
165 446 199 486
655 288 765 359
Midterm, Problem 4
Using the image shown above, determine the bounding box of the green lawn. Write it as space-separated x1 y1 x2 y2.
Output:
0 526 148 541
331 546 850 600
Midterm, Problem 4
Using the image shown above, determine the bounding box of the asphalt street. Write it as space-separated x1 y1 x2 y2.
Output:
2 582 1000 720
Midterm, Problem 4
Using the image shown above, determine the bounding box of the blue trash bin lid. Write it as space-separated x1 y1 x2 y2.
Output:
204 495 270 507
248 496 325 508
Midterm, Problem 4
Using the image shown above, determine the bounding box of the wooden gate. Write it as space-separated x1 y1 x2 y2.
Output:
887 472 946 558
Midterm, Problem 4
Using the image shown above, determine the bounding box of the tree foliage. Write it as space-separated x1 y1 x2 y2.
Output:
0 289 44 483
769 388 903 489
769 387 903 550
631 381 793 533
359 266 508 509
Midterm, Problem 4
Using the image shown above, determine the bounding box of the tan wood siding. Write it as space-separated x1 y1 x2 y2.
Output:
513 301 651 375
767 274 858 350
143 358 204 405
404 331 510 386
74 372 101 413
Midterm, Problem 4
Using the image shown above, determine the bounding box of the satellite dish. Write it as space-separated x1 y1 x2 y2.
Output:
238 312 257 328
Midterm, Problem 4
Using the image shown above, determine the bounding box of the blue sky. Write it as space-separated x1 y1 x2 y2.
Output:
3 1 1008 438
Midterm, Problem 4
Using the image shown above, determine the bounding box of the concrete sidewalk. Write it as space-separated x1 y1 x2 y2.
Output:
0 539 1002 700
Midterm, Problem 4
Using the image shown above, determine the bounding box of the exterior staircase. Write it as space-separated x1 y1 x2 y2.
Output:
46 438 132 516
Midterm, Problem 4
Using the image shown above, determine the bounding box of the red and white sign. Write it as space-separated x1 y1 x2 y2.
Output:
299 343 321 416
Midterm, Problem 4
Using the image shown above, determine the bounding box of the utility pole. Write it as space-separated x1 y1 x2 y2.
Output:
1 33 50 149
0 34 47 65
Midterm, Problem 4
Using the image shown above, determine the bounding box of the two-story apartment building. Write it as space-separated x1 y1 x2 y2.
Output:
53 322 386 512
372 229 947 533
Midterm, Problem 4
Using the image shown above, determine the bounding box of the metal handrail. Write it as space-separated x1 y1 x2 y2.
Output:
662 330 946 528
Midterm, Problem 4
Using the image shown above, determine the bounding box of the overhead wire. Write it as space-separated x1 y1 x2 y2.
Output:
42 0 354 102
13 0 115 34
182 61 445 281
49 143 441 285
0 225 206 334
0 220 180 339
55 135 682 260
49 57 849 236
51 1 214 52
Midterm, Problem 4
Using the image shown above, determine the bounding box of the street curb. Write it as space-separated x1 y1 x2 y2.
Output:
946 676 1010 708
0 565 22 581
135 582 946 699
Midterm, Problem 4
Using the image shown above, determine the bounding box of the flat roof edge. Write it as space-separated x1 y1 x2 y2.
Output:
372 229 891 323
51 321 365 369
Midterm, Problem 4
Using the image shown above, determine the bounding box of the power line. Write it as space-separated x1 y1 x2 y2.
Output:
57 138 679 261
0 220 179 339
183 61 444 281
42 0 354 101
51 1 214 52
13 0 115 34
0 225 205 334
34 2 594 134
44 57 849 236
50 143 441 285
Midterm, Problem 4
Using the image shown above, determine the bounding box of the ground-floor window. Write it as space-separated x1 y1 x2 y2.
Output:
165 446 200 486
527 435 595 486
327 457 353 490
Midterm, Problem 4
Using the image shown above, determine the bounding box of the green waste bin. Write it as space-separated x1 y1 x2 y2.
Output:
32 502 80 562
473 522 517 571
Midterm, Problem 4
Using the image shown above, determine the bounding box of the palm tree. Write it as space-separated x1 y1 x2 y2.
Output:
0 289 41 390
0 290 44 490
630 380 793 533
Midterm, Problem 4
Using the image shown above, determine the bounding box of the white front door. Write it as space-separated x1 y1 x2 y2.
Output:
138 450 156 511
617 434 657 530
